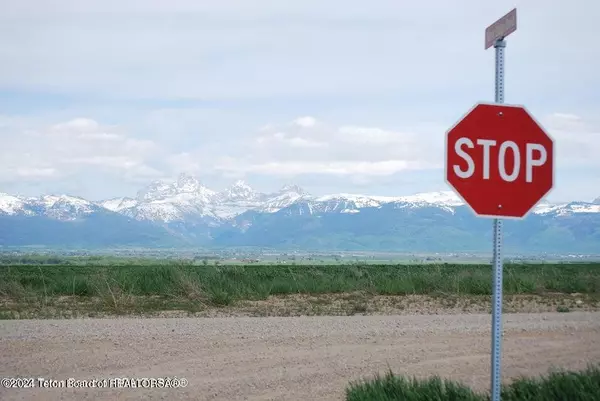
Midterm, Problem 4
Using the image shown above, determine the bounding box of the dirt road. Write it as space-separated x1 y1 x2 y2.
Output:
1 312 599 401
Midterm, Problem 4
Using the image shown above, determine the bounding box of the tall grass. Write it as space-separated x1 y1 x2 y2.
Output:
346 364 600 401
1 263 599 306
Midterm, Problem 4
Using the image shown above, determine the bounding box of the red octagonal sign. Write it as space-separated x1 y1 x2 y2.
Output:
445 102 554 219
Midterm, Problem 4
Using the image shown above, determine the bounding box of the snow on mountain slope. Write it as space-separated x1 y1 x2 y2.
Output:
310 191 463 214
121 197 221 223
40 195 93 210
391 191 464 207
100 197 138 212
121 202 184 223
533 201 600 216
1 193 98 220
38 195 98 220
0 193 27 215
258 185 309 213
217 180 262 202
315 194 384 209
211 180 267 219
211 204 255 219
384 191 464 213
315 191 462 207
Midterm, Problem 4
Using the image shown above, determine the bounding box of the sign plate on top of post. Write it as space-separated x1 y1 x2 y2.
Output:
485 8 517 49
445 102 554 218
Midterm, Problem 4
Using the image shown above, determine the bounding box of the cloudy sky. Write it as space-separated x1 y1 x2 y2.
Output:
1 0 598 202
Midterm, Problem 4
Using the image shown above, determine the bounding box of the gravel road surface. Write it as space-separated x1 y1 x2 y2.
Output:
1 312 599 401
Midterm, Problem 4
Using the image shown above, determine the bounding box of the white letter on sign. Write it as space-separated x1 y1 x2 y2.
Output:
526 144 547 183
498 141 520 182
476 139 497 179
453 138 474 178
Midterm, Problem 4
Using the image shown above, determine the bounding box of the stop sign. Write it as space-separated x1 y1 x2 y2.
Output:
445 102 554 218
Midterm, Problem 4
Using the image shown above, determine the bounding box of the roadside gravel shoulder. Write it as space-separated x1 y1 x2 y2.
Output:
1 312 599 401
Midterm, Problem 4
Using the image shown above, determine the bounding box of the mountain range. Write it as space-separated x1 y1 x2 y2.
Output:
1 173 599 253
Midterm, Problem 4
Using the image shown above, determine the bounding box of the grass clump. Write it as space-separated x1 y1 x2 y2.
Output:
346 370 482 401
209 290 233 306
502 364 600 400
346 364 600 401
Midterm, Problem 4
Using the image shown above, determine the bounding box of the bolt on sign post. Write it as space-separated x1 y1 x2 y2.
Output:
445 8 554 401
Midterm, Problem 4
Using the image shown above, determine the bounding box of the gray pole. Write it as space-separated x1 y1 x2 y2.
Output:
491 37 506 401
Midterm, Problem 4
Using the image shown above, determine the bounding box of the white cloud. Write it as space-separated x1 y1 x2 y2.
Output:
288 137 326 148
544 113 589 133
293 116 317 128
256 131 327 148
336 126 417 145
12 167 58 178
166 152 203 176
213 116 442 177
543 112 600 167
229 160 435 176
53 118 100 132
0 117 164 184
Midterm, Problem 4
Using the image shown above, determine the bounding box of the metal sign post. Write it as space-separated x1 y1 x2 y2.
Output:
487 9 515 401
491 39 505 401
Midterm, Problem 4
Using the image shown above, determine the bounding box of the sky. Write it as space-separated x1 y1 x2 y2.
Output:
0 0 598 202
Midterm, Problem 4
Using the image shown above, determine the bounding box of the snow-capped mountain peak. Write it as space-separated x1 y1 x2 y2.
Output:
136 174 216 203
124 174 218 223
221 180 259 202
0 193 26 215
232 179 250 189
594 196 600 205
175 173 207 193
279 184 307 195
40 194 92 208
136 180 173 201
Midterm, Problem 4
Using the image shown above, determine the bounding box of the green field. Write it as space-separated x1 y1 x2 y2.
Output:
2 261 600 300
1 259 599 318
346 364 600 401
